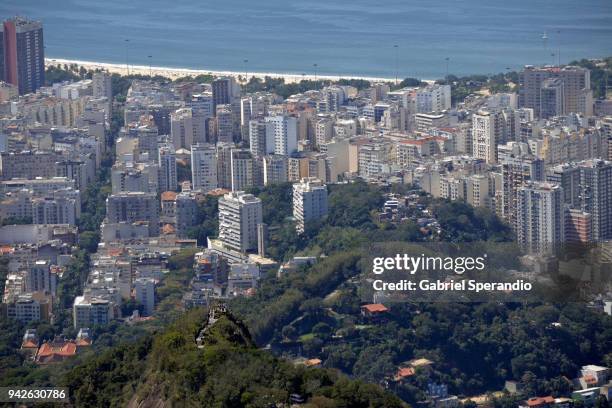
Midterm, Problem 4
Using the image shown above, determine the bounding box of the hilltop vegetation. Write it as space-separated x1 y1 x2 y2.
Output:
64 308 405 407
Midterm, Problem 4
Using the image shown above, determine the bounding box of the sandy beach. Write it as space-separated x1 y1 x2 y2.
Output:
45 58 396 84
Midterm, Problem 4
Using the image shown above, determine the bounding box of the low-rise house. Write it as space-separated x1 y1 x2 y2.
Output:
519 396 554 408
393 367 415 382
304 358 322 367
579 365 609 387
360 303 389 317
20 329 39 360
35 336 78 364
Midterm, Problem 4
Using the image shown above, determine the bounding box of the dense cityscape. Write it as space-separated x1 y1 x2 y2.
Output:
0 15 611 408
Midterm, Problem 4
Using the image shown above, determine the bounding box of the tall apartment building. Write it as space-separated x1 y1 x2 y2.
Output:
216 104 234 143
26 260 54 294
191 143 218 193
92 72 112 118
106 192 160 236
358 143 389 180
465 174 491 209
5 294 51 323
187 93 214 144
32 193 79 226
565 208 592 244
540 78 565 119
472 110 504 164
134 277 155 316
73 296 112 329
288 155 310 182
175 192 198 238
416 84 451 113
170 108 194 149
212 77 241 110
216 143 233 190
92 71 112 100
111 166 149 194
249 119 271 157
1 17 45 95
230 148 255 191
518 65 591 118
265 115 298 156
516 182 565 254
0 151 62 180
218 191 262 253
499 147 545 229
315 117 334 148
129 123 159 160
158 144 178 193
263 155 288 185
293 178 328 233
601 117 612 161
547 159 612 241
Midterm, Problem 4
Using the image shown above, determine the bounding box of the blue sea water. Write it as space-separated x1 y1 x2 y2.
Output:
1 0 611 79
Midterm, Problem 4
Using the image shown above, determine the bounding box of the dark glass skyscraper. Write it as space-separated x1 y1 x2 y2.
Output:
1 17 45 95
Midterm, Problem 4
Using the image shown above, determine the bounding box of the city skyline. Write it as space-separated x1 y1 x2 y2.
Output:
0 7 611 407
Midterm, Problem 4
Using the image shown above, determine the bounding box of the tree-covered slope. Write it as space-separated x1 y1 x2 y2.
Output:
63 308 406 408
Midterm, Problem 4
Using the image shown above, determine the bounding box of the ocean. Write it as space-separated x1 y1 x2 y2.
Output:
1 0 611 79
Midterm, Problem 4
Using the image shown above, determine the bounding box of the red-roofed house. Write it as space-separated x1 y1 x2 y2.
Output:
361 303 389 317
161 191 178 201
394 367 415 382
304 358 322 367
521 396 554 408
35 336 78 364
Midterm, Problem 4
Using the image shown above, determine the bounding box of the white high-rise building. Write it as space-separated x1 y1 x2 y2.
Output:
170 108 195 149
265 115 298 156
158 144 178 193
293 178 328 233
218 191 263 253
191 144 218 193
134 277 155 316
416 84 451 113
516 182 565 254
472 110 503 164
